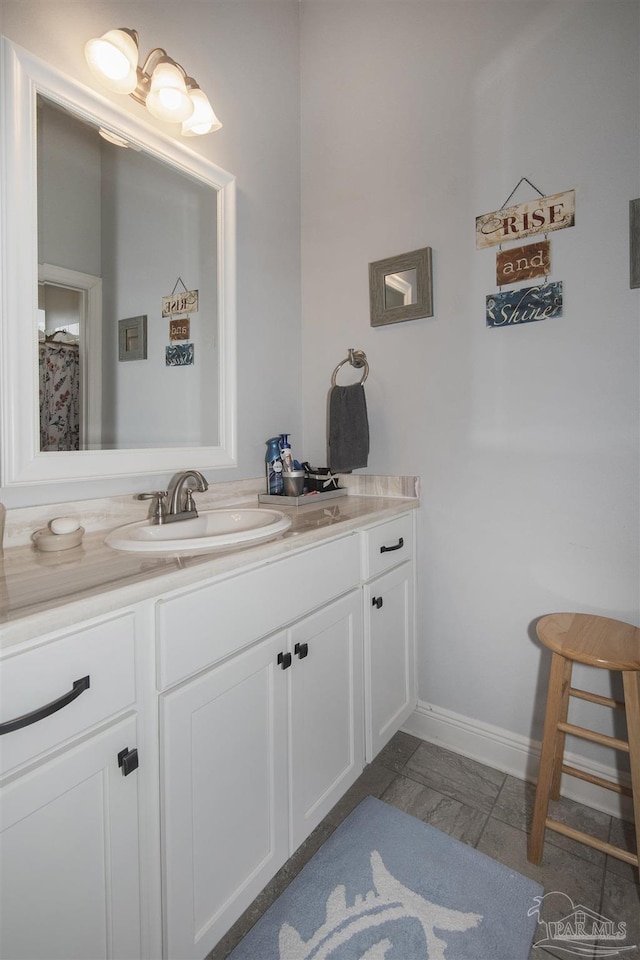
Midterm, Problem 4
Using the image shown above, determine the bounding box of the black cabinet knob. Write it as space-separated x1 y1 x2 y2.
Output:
372 596 383 609
294 642 309 659
277 651 292 670
117 747 139 777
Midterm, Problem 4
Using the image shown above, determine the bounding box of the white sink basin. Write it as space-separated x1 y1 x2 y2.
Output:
105 508 292 556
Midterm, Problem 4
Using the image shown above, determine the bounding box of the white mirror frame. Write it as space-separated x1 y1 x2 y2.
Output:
0 37 237 486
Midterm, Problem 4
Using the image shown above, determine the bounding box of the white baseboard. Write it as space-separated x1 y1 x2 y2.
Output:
402 700 634 822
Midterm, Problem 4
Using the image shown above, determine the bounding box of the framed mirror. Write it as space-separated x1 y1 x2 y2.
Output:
0 37 236 486
369 247 433 327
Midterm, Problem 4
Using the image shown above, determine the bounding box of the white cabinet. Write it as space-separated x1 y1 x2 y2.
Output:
161 631 289 960
1 503 417 960
0 615 143 960
0 719 141 960
161 590 363 960
362 513 417 760
289 592 363 849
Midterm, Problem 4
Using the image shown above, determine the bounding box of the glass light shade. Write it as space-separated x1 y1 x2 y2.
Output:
85 29 138 94
98 127 130 148
146 59 194 122
182 88 222 136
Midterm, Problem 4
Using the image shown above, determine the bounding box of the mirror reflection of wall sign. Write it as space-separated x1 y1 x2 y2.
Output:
486 282 563 327
162 289 199 317
369 247 433 326
118 315 147 361
630 199 640 289
476 190 575 249
169 317 190 341
166 342 194 366
496 240 550 286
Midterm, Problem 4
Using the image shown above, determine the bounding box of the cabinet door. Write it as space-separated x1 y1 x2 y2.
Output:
0 717 141 960
364 561 416 761
289 591 363 850
161 633 289 960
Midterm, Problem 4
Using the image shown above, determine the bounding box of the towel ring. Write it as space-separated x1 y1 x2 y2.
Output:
331 348 369 387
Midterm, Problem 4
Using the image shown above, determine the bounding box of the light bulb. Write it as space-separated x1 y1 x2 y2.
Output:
182 88 222 136
85 29 138 94
146 59 194 122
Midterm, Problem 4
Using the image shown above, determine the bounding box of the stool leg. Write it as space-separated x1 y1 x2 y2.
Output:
529 652 572 864
622 670 640 859
550 657 573 801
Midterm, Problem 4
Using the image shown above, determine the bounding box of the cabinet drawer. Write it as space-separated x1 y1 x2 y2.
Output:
0 614 136 775
361 512 414 581
157 533 360 690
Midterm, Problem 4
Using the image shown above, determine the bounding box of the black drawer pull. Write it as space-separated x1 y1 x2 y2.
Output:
372 596 383 609
294 642 309 659
0 675 90 736
277 652 292 670
380 536 404 554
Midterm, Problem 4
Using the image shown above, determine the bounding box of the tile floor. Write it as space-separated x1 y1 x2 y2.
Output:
208 732 639 960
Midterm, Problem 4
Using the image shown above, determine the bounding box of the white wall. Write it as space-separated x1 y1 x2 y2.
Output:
38 99 101 276
100 146 217 448
0 0 302 506
300 1 640 761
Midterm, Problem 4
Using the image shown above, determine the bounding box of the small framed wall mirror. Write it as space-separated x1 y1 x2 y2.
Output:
369 247 433 327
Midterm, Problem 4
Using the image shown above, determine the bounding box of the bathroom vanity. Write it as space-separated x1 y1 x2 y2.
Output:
0 487 417 960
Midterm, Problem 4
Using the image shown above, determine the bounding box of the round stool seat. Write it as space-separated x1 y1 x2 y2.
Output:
537 613 640 671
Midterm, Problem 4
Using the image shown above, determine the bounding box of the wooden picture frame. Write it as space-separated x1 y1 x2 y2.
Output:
631 199 640 289
369 247 433 327
118 315 147 362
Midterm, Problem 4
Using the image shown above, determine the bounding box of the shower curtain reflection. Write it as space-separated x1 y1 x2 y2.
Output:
39 336 80 450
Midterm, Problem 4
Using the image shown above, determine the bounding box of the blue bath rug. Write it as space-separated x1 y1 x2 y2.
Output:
228 796 543 960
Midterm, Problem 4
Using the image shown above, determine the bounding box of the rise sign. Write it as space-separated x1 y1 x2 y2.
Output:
476 190 575 250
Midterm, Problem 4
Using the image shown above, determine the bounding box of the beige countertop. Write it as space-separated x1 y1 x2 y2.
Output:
1 479 419 649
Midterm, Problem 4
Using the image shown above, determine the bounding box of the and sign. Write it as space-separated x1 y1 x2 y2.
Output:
476 190 574 249
169 317 190 340
496 240 550 286
162 289 199 317
486 281 563 327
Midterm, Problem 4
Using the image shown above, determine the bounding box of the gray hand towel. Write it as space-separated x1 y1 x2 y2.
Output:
327 383 370 473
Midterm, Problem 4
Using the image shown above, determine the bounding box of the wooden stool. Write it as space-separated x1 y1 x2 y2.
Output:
528 613 640 867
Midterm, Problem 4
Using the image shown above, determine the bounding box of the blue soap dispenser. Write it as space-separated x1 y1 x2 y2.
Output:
265 437 283 495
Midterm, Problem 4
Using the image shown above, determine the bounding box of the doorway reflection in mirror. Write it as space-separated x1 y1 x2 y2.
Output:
384 268 417 308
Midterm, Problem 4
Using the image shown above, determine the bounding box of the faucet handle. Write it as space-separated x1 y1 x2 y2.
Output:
136 491 168 524
184 488 198 515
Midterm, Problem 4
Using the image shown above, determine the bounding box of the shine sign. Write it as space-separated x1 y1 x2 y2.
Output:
486 282 563 327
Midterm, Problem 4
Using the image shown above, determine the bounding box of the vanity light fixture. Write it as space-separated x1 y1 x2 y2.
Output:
84 28 222 136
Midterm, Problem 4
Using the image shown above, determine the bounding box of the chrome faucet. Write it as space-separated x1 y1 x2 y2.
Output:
166 469 209 522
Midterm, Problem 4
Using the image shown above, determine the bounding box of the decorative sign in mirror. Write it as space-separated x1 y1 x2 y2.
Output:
0 37 236 486
369 247 433 327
